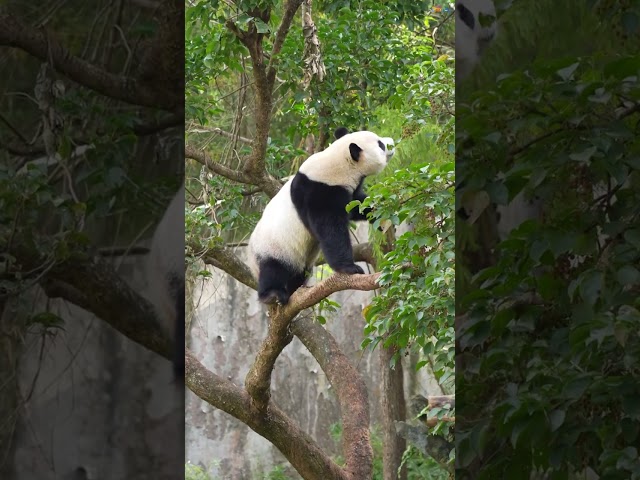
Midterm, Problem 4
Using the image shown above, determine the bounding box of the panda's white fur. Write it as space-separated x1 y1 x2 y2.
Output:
248 129 395 305
146 183 185 379
247 179 315 279
455 0 497 80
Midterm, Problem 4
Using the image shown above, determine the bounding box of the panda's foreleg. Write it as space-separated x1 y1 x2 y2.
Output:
309 211 365 275
257 257 306 305
349 188 373 222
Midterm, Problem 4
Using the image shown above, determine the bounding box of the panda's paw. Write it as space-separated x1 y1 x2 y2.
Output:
259 289 290 306
334 264 365 275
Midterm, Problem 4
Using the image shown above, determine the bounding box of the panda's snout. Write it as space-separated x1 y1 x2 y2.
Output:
380 137 395 160
477 30 495 53
386 146 395 159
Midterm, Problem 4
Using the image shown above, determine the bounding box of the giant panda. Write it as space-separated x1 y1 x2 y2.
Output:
146 182 185 381
455 0 497 80
248 128 395 305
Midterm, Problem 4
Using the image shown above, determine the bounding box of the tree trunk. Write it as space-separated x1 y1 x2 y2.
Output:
380 344 407 480
0 298 19 479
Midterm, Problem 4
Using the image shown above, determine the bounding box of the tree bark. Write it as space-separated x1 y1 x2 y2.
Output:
380 345 407 480
0 299 19 479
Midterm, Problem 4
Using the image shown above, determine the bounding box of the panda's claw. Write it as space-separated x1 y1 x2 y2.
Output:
334 264 365 275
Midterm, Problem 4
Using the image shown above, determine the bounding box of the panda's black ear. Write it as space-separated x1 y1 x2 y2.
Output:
349 143 362 161
335 127 349 139
457 3 475 30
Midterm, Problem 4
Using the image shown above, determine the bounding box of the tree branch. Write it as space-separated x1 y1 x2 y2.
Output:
189 240 256 290
315 242 375 267
0 14 180 111
8 243 172 361
185 144 282 197
292 314 373 480
188 125 252 144
267 0 304 83
222 0 303 197
186 350 350 480
185 144 250 184
245 272 380 410
283 272 380 315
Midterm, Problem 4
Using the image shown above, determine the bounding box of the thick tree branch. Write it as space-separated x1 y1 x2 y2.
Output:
188 240 256 290
284 272 380 315
186 350 351 480
245 304 294 409
292 315 373 480
185 144 282 198
0 14 179 111
245 272 380 412
9 244 172 361
315 242 375 267
185 144 250 184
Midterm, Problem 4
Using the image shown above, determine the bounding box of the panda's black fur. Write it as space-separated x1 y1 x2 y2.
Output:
248 128 395 306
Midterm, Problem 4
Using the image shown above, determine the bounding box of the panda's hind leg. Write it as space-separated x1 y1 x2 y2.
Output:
171 275 185 383
258 257 306 305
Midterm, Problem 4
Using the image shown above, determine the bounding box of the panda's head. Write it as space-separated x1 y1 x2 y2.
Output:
455 0 497 78
333 127 395 176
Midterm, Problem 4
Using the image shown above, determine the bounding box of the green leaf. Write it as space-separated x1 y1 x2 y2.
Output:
569 146 597 162
549 409 565 432
254 18 270 34
616 265 640 285
556 62 579 81
622 12 640 34
579 270 602 306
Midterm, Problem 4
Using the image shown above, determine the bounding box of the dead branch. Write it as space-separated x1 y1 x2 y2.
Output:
300 0 326 89
0 14 179 111
188 125 252 144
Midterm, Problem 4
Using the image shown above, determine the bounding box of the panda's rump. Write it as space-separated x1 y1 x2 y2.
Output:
248 180 318 274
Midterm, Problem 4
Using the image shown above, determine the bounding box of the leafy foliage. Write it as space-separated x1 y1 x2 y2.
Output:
456 2 640 475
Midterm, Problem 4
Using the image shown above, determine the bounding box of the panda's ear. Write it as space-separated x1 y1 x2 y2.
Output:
349 143 362 161
335 127 349 139
457 3 475 30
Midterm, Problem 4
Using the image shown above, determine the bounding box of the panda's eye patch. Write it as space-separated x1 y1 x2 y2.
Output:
457 4 475 30
378 140 385 151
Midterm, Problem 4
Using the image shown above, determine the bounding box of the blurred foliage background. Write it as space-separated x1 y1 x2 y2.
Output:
457 0 640 478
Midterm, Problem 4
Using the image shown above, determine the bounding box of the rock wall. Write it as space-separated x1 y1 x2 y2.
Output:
10 254 183 480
